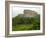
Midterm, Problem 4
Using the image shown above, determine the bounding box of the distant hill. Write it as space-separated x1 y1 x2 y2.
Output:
17 10 38 17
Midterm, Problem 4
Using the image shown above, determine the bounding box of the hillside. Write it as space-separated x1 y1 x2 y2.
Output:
12 14 40 31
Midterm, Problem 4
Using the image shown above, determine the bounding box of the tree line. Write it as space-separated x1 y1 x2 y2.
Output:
12 14 40 26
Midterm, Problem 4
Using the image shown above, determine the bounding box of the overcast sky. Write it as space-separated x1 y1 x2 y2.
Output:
10 4 42 17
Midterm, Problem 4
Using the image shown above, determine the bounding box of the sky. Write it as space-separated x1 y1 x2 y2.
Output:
10 4 43 17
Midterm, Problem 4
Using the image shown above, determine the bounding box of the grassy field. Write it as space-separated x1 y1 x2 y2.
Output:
12 24 40 31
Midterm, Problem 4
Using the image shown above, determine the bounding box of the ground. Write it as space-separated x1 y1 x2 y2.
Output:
12 24 40 31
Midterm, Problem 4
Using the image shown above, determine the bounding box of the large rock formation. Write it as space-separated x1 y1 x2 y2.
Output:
23 10 38 17
18 10 38 17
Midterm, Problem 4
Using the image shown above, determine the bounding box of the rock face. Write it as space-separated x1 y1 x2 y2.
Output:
23 10 38 17
18 10 38 17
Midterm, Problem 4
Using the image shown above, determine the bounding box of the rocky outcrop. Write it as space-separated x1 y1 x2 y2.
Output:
18 10 38 17
24 10 38 17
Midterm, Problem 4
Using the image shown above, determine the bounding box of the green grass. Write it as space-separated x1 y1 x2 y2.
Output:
12 24 40 31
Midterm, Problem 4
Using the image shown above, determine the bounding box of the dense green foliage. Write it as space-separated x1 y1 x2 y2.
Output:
12 14 40 31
